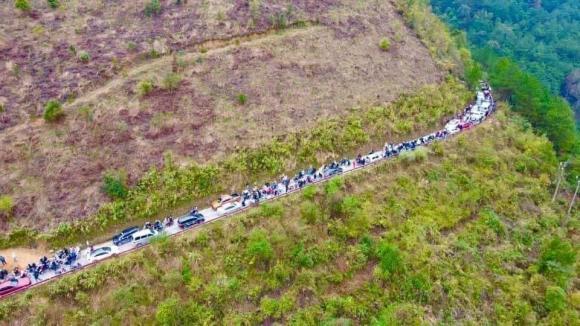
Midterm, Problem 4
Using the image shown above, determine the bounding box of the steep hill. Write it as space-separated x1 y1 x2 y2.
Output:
0 0 444 231
1 109 577 324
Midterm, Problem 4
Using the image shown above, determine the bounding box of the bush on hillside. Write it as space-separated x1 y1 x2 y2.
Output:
538 237 576 286
0 196 14 218
102 171 128 199
162 73 181 91
545 286 567 312
137 79 154 97
144 0 161 17
379 38 391 51
237 93 247 105
377 242 403 275
15 0 30 11
78 51 90 63
43 100 65 122
47 0 59 9
246 230 274 267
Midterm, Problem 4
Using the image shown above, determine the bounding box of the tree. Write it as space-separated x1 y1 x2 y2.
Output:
43 100 65 122
15 0 31 11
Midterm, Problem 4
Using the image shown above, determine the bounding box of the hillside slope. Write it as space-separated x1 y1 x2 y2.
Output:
1 109 577 324
0 0 443 231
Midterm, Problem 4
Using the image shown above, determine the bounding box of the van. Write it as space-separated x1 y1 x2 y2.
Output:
178 213 205 229
131 229 157 246
112 226 140 246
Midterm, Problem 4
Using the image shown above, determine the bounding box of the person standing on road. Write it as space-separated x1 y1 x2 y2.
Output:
12 251 17 264
0 255 6 266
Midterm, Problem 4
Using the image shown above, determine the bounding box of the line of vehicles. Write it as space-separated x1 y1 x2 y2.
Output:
0 83 495 300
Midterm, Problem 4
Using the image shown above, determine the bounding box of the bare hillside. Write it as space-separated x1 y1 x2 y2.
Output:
0 0 443 230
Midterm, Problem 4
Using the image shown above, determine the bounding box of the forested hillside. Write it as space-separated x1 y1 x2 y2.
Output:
431 0 580 115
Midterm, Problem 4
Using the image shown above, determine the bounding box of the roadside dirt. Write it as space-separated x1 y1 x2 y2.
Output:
0 247 48 270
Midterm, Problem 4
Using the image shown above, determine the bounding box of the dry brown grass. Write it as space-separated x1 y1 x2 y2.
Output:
0 0 443 231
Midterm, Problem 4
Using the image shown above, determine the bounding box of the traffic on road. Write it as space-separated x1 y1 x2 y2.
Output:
0 82 495 300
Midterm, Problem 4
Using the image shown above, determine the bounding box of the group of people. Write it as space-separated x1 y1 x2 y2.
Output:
22 247 81 281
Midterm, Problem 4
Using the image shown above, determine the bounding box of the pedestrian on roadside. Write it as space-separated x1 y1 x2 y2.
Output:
12 252 16 264
0 255 6 266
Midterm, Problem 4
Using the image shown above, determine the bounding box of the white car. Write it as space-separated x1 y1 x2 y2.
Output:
87 246 118 263
221 202 239 213
131 229 158 246
364 152 383 163
445 119 461 134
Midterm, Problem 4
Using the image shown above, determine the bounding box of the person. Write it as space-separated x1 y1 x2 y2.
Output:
0 255 5 266
12 251 16 264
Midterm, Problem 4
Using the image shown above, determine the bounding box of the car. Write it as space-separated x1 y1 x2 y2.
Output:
0 276 31 297
364 152 382 164
220 202 239 213
323 166 343 177
178 213 205 229
444 119 461 134
87 246 117 263
112 226 140 246
131 229 158 246
211 193 240 210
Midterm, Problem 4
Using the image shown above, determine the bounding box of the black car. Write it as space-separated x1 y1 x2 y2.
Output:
178 213 205 229
112 226 140 246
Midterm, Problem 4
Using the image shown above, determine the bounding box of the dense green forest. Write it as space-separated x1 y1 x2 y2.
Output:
431 0 580 104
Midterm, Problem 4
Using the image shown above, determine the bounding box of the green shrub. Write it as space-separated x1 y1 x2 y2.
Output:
302 185 317 200
15 0 30 11
545 286 567 312
155 298 212 325
300 201 321 224
78 51 90 63
0 195 14 217
291 243 316 268
377 242 403 275
324 178 343 197
102 171 128 199
162 73 181 91
43 100 65 122
379 38 391 51
538 237 576 286
47 0 59 9
237 93 247 105
136 79 154 96
246 230 274 266
259 203 284 219
371 303 424 325
144 0 161 17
